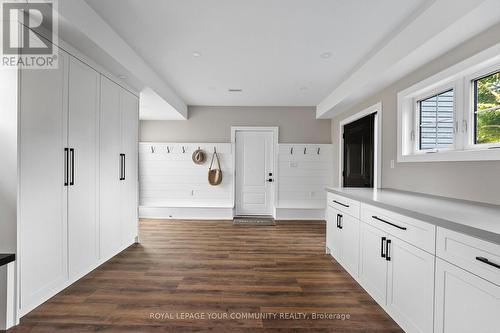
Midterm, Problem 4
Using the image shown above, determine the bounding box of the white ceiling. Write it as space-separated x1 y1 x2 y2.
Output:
85 0 428 107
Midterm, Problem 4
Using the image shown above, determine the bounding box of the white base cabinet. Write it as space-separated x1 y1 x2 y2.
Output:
326 206 359 278
434 258 500 333
326 191 500 333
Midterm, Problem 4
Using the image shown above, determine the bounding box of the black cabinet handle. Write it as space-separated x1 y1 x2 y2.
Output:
337 214 343 229
386 239 391 261
336 214 339 228
333 200 349 208
122 154 126 180
69 148 75 186
64 148 69 186
372 216 407 230
381 237 386 258
476 257 500 269
119 154 125 180
267 178 273 182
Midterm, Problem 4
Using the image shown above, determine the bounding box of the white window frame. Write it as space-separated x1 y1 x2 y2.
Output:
398 42 500 162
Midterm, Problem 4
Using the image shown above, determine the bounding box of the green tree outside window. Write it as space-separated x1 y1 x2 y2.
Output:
475 71 500 144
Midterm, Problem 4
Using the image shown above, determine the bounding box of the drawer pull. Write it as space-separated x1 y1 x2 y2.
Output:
386 239 391 261
372 216 407 230
333 200 349 208
476 257 500 269
337 214 343 229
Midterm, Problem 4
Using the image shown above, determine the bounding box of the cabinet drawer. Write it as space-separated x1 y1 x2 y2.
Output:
437 227 500 286
360 203 436 254
326 192 360 219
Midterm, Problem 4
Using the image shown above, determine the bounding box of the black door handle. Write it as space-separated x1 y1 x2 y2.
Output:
386 239 391 261
381 237 386 258
476 257 500 269
267 178 273 182
337 214 343 229
64 148 69 186
69 148 74 186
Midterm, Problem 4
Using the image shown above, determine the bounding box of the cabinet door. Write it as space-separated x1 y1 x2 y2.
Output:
99 76 122 260
67 57 100 279
358 221 387 306
326 207 335 253
19 50 69 314
434 258 500 333
328 207 343 260
387 238 434 333
120 89 139 245
340 214 360 278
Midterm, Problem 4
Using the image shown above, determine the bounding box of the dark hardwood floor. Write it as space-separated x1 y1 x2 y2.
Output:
9 220 402 332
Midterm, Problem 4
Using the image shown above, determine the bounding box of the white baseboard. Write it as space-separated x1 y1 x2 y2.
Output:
275 208 325 220
139 206 234 220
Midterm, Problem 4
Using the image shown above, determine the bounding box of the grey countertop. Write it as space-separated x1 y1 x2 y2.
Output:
326 187 500 245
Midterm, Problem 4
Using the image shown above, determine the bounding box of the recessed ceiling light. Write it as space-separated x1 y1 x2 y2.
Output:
192 51 202 57
320 52 332 59
228 88 243 92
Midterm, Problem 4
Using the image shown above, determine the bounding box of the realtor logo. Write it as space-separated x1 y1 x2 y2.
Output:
1 0 58 68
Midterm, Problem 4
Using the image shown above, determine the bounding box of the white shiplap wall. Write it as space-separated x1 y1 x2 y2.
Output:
277 144 333 210
139 143 233 208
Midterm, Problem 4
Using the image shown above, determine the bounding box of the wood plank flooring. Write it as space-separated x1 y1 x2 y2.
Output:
9 220 403 333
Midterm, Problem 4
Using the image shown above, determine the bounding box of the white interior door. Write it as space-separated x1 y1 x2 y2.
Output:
68 57 100 279
235 130 274 216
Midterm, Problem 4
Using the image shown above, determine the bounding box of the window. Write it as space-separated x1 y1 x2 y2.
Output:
418 89 454 150
397 45 500 162
473 70 500 145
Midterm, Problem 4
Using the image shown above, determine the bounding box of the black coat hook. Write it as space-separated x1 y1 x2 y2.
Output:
166 146 170 153
304 147 307 154
182 146 186 153
290 147 293 154
150 146 155 153
317 147 320 155
214 146 217 153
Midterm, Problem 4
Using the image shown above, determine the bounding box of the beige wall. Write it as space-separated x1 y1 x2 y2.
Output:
331 23 500 205
141 106 331 143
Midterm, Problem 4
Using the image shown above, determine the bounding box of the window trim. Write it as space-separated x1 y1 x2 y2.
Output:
397 42 500 162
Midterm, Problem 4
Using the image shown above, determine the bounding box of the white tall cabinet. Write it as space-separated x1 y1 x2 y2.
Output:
18 45 139 316
100 76 139 261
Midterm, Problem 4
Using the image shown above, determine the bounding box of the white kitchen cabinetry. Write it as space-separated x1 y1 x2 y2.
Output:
120 89 139 245
100 76 139 261
434 258 500 333
386 237 435 333
67 56 100 281
358 221 388 305
19 49 70 315
19 44 139 316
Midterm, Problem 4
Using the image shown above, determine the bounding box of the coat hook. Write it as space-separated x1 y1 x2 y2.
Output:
214 146 217 153
304 147 307 154
182 146 186 153
166 146 170 153
290 147 293 155
150 146 155 153
317 147 320 155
